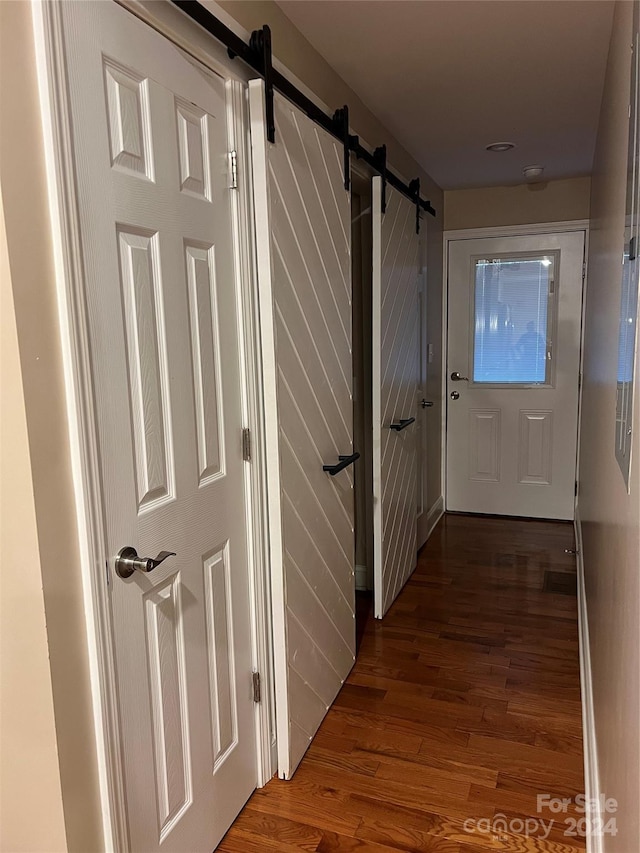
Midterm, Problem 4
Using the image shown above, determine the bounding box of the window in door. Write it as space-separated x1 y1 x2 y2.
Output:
472 253 557 386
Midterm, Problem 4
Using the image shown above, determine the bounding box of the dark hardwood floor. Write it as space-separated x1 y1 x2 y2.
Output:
219 514 586 852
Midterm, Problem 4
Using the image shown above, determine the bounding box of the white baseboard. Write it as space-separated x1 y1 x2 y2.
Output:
574 510 603 853
422 496 444 546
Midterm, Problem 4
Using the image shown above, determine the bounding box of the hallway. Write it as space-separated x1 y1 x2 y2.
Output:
219 514 586 852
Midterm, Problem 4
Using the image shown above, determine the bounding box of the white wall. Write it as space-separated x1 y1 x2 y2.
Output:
0 3 105 849
579 3 640 850
0 191 68 853
444 177 592 231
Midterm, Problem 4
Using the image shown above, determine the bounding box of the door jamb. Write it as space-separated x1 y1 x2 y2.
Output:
351 162 375 591
32 3 274 850
442 220 590 513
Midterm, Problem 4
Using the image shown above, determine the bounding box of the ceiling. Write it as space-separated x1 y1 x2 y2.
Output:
276 1 615 190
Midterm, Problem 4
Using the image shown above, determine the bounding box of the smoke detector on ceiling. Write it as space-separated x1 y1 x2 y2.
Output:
523 165 545 182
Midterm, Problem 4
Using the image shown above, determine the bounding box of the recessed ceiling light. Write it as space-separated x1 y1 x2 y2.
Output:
486 142 515 152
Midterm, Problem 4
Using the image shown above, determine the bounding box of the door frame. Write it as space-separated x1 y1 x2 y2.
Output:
442 220 590 514
416 221 435 549
351 160 375 591
33 2 274 849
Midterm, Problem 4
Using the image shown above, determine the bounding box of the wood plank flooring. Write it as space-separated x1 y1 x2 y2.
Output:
219 514 586 852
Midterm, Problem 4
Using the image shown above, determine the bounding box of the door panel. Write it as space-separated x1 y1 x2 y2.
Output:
518 410 553 485
372 179 420 619
63 3 256 850
468 409 501 481
249 82 355 778
446 232 584 519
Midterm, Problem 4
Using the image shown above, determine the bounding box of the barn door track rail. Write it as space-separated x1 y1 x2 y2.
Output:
170 1 436 219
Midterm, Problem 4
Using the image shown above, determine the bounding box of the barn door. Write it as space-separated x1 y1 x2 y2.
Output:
249 82 356 778
372 178 421 619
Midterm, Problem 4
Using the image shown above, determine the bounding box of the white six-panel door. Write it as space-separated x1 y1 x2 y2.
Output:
249 82 355 778
62 3 257 850
372 179 420 619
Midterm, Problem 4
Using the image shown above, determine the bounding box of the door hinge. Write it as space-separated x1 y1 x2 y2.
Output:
575 480 579 497
242 427 251 462
252 671 261 703
229 150 238 189
582 261 586 281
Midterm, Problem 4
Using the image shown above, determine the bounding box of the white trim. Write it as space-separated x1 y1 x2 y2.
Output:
444 219 590 242
574 510 603 853
247 79 289 779
422 496 444 546
574 231 590 515
441 235 449 510
33 3 273 848
371 177 383 620
225 79 276 785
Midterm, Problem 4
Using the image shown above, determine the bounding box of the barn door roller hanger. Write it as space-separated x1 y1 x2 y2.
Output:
170 1 436 217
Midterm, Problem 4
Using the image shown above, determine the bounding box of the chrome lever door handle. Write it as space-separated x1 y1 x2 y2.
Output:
115 546 176 579
420 399 434 408
450 371 469 382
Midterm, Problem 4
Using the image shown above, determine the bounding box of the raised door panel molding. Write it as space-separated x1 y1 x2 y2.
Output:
176 98 211 200
117 227 174 510
144 573 192 840
203 544 238 769
518 409 553 485
468 408 501 482
185 243 224 485
103 57 153 179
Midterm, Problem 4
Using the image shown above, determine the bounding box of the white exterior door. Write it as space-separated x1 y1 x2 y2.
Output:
446 232 585 520
372 179 420 619
62 3 257 850
249 83 355 778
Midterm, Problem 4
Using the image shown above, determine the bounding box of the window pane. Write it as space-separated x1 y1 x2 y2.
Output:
473 256 553 384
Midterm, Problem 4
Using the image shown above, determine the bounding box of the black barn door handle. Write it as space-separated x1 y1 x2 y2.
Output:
322 452 360 476
390 417 415 432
